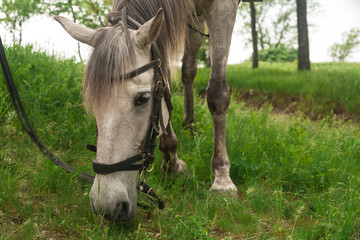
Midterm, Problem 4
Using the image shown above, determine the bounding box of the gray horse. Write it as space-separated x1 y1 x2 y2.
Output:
55 0 239 221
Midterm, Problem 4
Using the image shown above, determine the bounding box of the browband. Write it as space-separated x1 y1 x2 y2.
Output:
119 59 161 80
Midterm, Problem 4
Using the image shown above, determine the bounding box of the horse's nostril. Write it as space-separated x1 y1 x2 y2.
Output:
114 202 129 220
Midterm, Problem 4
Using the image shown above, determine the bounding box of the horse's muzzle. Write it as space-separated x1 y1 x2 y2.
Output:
91 198 134 221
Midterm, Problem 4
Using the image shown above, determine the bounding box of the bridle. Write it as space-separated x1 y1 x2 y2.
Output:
86 5 174 209
87 47 172 209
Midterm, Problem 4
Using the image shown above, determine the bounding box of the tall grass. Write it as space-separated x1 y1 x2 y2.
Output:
1 45 360 239
0 45 96 164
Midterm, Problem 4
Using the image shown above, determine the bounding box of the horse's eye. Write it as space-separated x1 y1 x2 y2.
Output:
134 92 151 106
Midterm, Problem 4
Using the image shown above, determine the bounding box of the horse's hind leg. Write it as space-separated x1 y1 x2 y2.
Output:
204 0 238 195
182 16 204 126
159 123 187 175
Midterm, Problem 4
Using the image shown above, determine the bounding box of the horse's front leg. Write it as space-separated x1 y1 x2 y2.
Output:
204 0 238 196
158 17 205 175
159 123 187 175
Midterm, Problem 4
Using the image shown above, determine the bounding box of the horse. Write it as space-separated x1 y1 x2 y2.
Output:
55 0 239 221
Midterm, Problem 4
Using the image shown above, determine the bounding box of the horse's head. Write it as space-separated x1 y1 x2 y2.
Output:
55 9 168 221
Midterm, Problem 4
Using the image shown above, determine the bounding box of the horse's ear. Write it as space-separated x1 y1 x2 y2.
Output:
135 8 164 49
54 16 96 47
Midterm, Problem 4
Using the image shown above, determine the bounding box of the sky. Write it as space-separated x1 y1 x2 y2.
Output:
1 0 360 64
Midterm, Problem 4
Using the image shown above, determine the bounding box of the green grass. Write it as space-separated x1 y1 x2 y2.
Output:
1 45 360 239
190 61 360 116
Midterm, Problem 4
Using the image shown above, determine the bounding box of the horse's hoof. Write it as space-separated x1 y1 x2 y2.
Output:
210 181 238 198
160 158 188 176
182 117 195 127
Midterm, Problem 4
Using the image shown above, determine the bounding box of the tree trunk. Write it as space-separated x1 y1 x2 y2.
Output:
296 0 310 71
250 2 259 69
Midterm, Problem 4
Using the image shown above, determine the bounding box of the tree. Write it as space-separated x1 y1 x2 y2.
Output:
330 28 360 62
238 0 298 51
296 0 310 71
250 2 258 68
238 0 318 65
0 0 44 44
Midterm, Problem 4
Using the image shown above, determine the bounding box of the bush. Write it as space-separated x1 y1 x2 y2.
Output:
254 45 298 62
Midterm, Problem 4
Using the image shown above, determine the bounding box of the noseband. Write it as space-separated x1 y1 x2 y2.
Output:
88 48 172 209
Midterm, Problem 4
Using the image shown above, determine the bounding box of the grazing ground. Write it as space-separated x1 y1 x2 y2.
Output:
1 46 360 239
189 62 360 122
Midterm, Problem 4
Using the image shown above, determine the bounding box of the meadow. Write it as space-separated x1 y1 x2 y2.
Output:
1 45 360 239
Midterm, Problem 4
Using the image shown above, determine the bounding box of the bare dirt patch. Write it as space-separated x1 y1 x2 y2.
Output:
199 88 360 124
234 89 360 123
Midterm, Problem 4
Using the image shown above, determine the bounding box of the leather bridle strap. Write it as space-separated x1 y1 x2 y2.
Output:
119 58 161 81
93 154 150 174
92 46 169 172
139 181 165 209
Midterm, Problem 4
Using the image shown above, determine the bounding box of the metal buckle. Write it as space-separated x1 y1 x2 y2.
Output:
146 163 154 173
141 152 154 173
141 153 147 162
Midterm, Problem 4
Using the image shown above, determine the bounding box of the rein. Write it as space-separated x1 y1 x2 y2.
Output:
0 36 169 210
0 37 95 183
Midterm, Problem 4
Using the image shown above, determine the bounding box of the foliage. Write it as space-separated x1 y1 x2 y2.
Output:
46 0 112 29
197 36 210 67
1 45 360 239
193 23 210 67
238 0 296 50
0 0 44 44
330 28 360 62
251 44 297 62
0 0 112 59
44 0 112 60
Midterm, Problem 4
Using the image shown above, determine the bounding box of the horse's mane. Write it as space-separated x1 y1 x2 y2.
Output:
83 0 196 113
